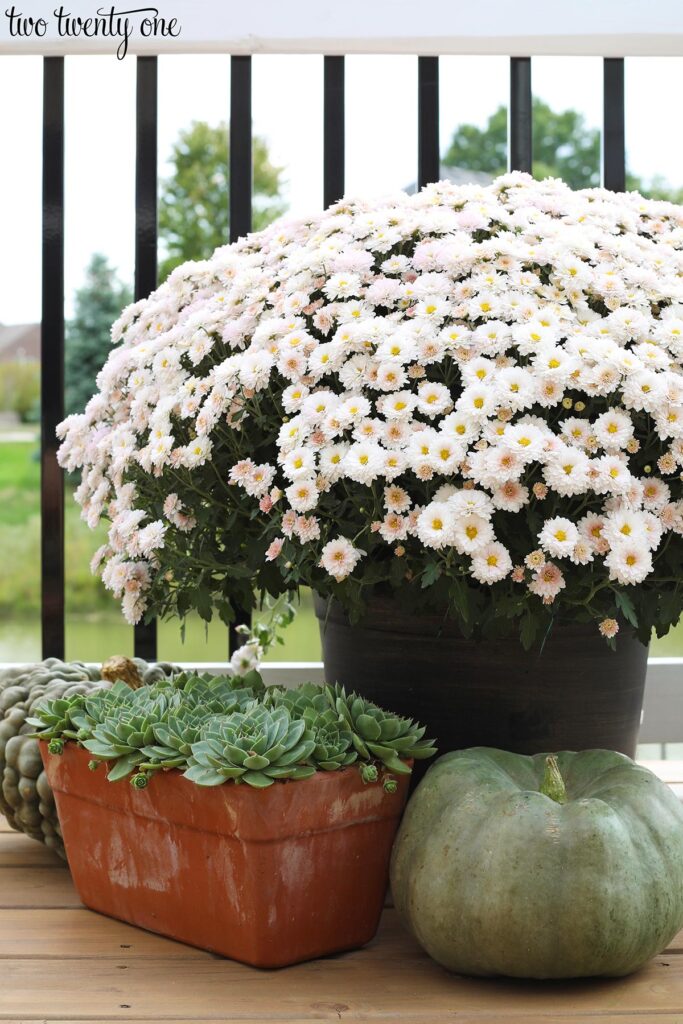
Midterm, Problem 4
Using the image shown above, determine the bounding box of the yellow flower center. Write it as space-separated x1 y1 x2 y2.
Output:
466 526 478 540
554 530 567 542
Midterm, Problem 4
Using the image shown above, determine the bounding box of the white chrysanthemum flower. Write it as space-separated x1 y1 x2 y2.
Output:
594 454 633 495
319 537 364 580
378 390 417 419
543 446 591 497
491 480 529 512
455 385 497 422
448 488 494 519
641 476 671 510
528 561 566 601
470 541 513 584
452 513 494 554
181 435 212 468
342 442 385 484
593 408 634 450
605 542 653 585
318 443 349 481
384 485 412 514
501 422 547 461
494 366 537 411
539 517 580 558
603 508 648 548
429 434 463 474
579 512 607 552
378 512 409 543
281 446 316 481
416 380 453 417
560 416 591 448
440 411 479 445
416 502 455 550
285 477 319 513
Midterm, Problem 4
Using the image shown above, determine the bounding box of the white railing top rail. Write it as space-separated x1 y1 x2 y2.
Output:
2 0 683 57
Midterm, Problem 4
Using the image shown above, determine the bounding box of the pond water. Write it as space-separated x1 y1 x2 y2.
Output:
1 609 680 664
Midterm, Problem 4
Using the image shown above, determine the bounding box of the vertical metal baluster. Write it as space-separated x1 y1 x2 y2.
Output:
417 56 440 189
133 55 158 661
41 56 65 660
603 58 626 192
509 57 532 173
230 56 252 241
324 56 345 207
228 55 253 657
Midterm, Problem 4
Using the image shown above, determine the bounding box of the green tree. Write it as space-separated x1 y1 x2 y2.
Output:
443 99 600 189
158 121 286 281
443 98 683 201
65 254 131 416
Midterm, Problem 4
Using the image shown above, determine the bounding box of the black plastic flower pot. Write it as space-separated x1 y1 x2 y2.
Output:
314 593 648 764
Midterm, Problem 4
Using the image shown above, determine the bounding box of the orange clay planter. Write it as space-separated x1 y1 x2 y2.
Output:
40 742 409 968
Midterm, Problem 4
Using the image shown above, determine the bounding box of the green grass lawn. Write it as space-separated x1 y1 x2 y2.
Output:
0 439 681 662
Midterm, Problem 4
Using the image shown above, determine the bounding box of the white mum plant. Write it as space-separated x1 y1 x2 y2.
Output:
57 173 683 648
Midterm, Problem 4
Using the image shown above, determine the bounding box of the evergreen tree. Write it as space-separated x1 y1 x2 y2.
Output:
65 254 131 416
158 121 286 281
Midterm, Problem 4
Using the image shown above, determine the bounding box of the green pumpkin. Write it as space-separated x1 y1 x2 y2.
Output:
391 747 683 979
0 658 176 858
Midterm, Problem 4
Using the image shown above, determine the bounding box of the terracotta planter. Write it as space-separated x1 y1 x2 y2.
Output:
41 742 409 968
315 594 649 763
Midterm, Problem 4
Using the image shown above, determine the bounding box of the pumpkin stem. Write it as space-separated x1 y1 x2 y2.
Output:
540 755 567 804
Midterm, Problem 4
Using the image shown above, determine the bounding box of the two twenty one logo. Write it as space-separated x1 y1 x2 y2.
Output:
4 5 182 59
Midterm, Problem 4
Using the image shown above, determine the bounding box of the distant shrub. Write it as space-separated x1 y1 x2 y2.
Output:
0 362 40 423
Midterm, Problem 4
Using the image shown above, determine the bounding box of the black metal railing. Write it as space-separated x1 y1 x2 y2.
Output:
38 54 628 661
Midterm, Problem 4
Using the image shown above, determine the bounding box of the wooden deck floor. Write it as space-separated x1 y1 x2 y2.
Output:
3 768 683 1024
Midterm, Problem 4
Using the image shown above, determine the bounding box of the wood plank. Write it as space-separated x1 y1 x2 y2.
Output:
1 948 683 1019
3 1018 683 1024
6 1020 683 1024
0 865 78 908
0 908 213 960
0 832 64 868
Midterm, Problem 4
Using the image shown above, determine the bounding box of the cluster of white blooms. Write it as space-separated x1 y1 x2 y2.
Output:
57 173 683 628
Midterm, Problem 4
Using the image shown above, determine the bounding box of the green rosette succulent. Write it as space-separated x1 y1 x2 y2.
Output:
328 685 437 775
305 707 357 771
265 681 330 717
185 705 316 788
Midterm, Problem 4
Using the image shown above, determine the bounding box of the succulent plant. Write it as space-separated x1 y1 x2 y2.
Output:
185 705 316 787
305 707 357 771
31 670 436 792
328 685 437 775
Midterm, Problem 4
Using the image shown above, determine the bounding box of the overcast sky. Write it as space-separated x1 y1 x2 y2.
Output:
1 54 682 324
